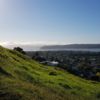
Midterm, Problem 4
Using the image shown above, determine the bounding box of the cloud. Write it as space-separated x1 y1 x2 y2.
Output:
0 41 10 46
0 41 66 46
0 41 68 51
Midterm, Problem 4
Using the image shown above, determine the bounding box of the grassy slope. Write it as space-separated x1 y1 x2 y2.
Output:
0 46 100 100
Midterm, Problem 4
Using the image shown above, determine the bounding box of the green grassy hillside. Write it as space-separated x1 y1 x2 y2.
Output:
0 46 100 100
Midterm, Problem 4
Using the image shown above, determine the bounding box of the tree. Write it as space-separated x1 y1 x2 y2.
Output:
32 52 46 62
13 47 26 54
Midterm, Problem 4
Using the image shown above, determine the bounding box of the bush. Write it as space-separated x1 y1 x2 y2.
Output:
13 47 26 54
59 83 71 89
49 71 57 76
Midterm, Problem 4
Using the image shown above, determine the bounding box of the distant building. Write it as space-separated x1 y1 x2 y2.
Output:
40 61 59 66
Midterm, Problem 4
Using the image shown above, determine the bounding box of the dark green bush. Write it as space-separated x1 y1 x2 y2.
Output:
49 71 57 76
59 83 71 89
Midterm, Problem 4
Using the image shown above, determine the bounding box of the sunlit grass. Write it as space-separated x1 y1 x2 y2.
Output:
0 46 100 100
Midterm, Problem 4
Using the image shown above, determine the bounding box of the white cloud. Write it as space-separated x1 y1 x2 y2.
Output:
0 41 66 46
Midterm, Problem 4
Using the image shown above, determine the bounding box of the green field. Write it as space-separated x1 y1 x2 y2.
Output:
0 46 100 100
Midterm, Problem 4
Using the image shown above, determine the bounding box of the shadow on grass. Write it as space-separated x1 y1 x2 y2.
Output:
0 91 22 100
0 67 12 77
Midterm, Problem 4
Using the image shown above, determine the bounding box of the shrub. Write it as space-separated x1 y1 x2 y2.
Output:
59 83 71 89
13 47 26 54
49 71 57 76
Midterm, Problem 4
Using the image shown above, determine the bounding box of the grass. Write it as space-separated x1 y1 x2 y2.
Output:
0 46 100 100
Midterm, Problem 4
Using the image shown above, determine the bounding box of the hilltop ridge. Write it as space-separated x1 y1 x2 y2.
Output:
41 44 100 51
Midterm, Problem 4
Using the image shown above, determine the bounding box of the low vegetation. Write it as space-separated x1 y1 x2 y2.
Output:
0 46 100 100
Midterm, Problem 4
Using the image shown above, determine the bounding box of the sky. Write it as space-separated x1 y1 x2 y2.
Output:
0 0 100 46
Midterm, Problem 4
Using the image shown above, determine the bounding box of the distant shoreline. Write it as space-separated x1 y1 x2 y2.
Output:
39 48 100 52
5 44 100 52
26 48 100 52
40 44 100 52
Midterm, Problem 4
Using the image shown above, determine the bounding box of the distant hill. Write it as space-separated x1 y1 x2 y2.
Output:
0 46 100 100
41 44 100 51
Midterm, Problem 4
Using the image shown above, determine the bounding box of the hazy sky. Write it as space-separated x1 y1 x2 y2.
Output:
0 0 100 46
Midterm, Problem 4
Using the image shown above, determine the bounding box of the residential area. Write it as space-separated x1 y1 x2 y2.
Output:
29 51 100 81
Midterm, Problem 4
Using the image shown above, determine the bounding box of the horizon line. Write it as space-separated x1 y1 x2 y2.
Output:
0 41 100 47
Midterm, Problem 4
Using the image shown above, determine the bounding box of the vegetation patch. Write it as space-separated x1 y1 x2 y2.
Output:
14 70 35 83
0 91 22 100
49 71 57 76
59 83 71 89
0 67 12 77
73 86 82 90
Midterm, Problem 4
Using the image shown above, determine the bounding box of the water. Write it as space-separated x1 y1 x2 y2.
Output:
40 48 100 52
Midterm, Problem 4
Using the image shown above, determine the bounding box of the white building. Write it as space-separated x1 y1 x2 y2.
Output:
40 61 59 66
